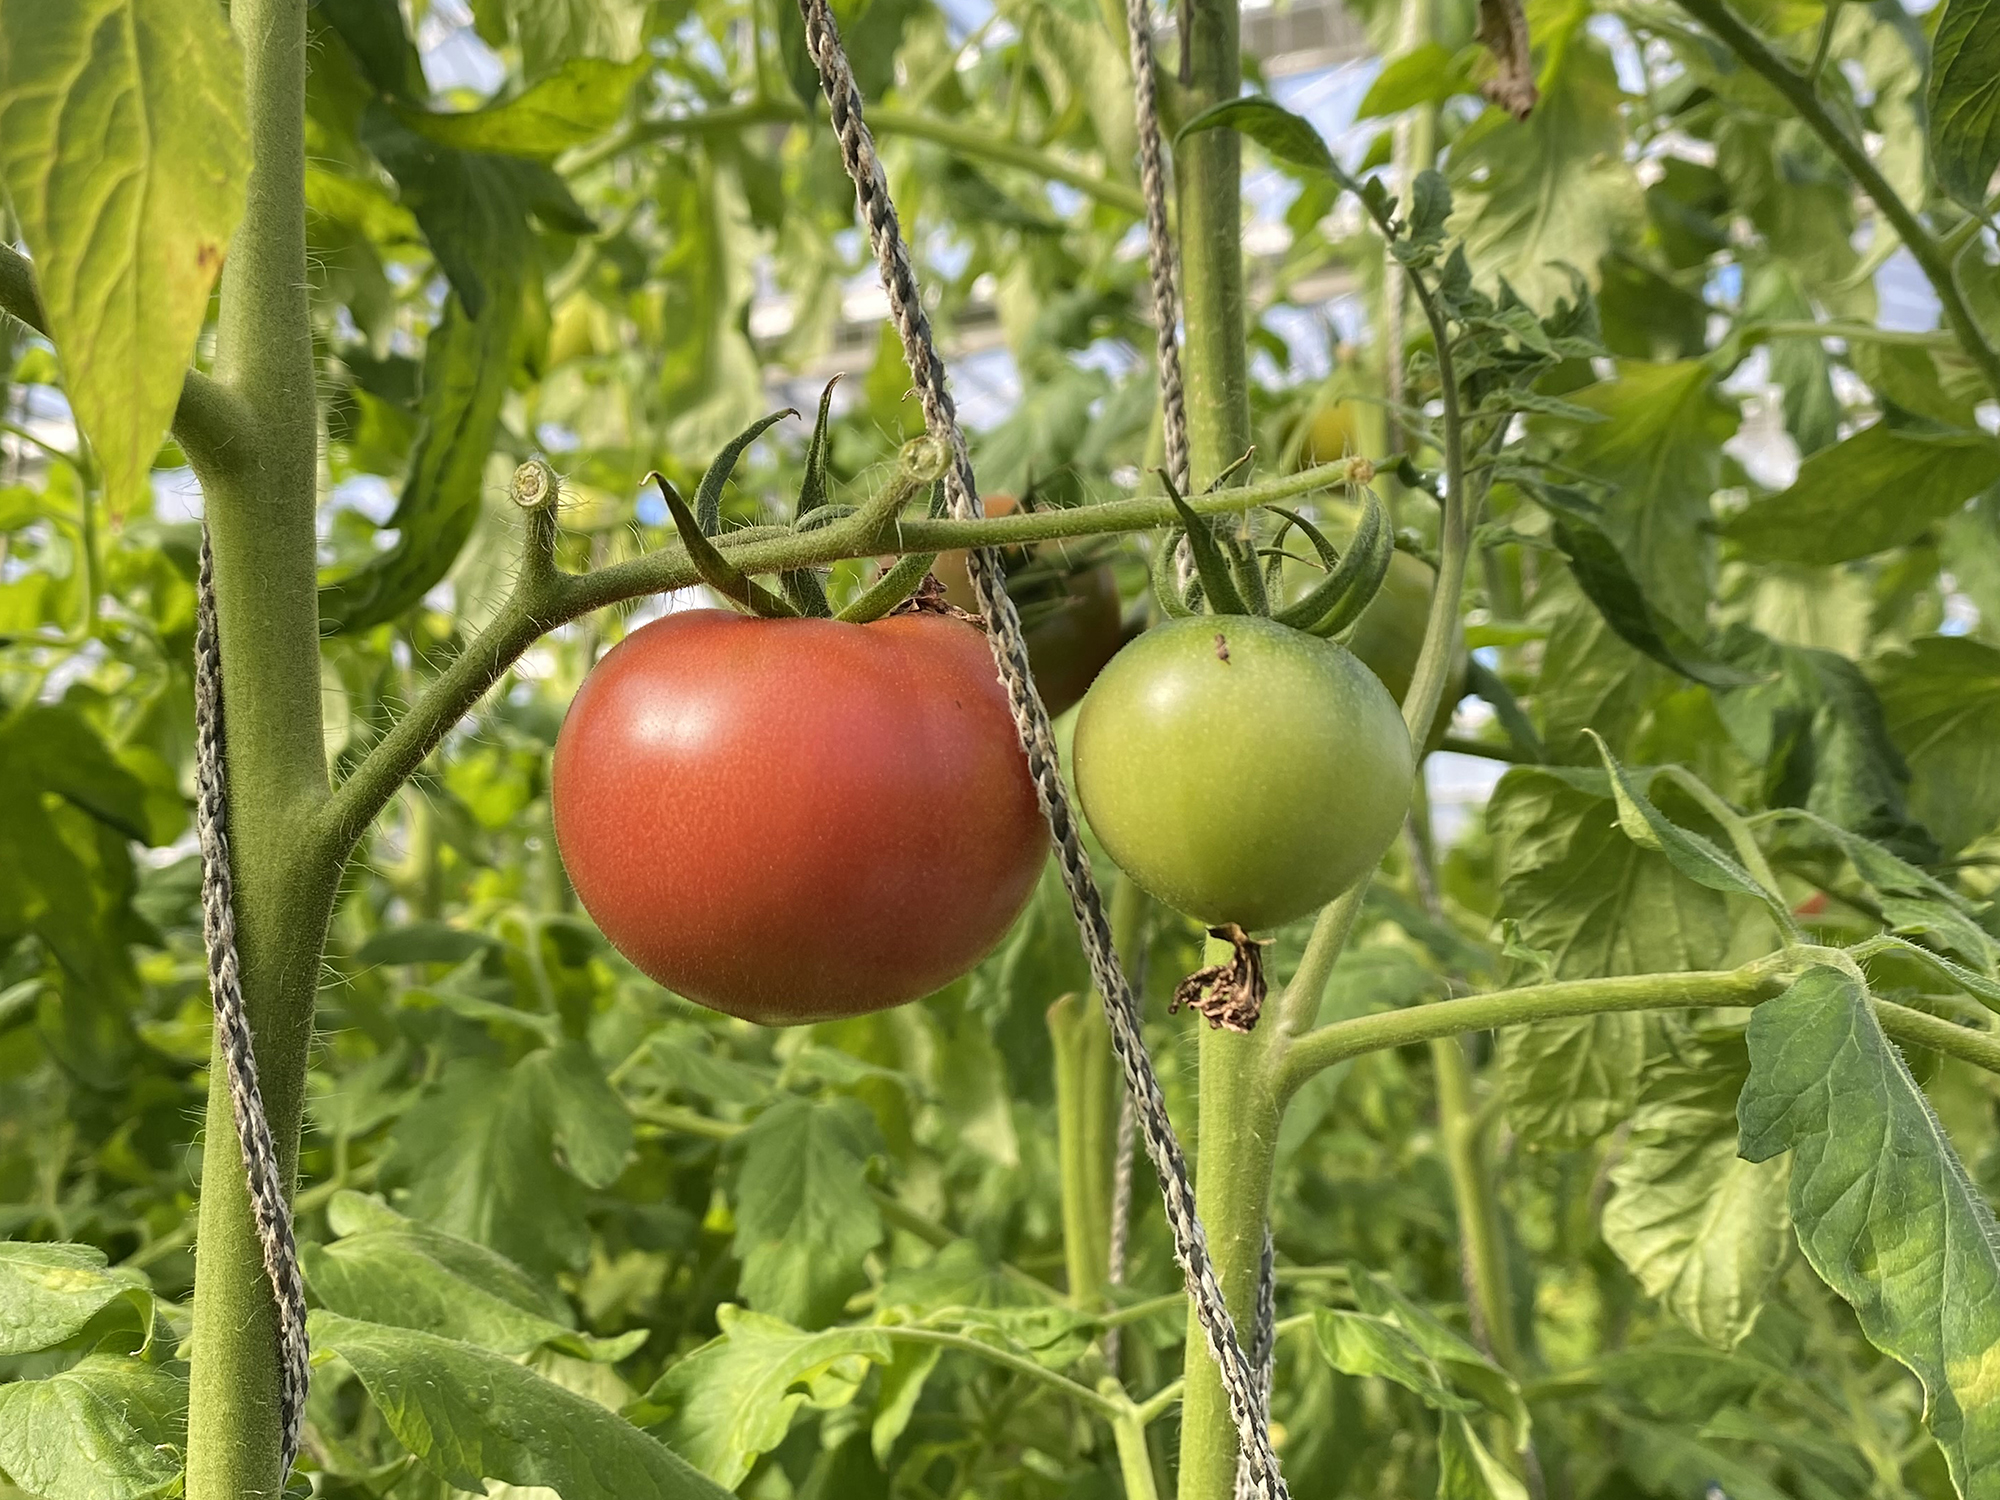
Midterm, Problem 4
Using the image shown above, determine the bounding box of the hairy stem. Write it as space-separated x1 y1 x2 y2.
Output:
182 1 332 1496
313 457 1371 869
1674 0 2000 403
1052 993 1119 1312
1272 957 2000 1099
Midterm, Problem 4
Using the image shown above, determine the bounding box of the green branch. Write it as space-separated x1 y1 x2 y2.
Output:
0 243 254 481
312 456 1373 867
873 1325 1125 1420
1277 958 2000 1100
571 97 1147 216
1674 0 2000 404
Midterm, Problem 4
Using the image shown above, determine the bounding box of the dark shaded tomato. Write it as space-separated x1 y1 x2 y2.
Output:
1073 614 1414 932
552 609 1047 1024
1346 550 1467 751
934 496 1127 717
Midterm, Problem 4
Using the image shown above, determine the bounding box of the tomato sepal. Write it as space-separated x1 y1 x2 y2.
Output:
648 471 800 618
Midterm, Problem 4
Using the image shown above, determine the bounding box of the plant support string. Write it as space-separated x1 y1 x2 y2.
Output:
792 0 1289 1492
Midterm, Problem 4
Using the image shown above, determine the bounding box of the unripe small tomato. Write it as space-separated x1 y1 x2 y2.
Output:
934 496 1127 717
552 610 1047 1023
1073 614 1415 932
1347 550 1467 750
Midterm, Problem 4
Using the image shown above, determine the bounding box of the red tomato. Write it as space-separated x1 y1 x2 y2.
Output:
551 609 1047 1024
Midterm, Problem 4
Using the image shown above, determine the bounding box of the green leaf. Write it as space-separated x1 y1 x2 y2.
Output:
1488 767 1733 1147
1356 42 1477 118
1871 636 2000 855
0 0 251 516
1601 1025 1791 1349
1546 360 1738 634
317 290 515 633
0 1242 152 1356
637 1306 893 1487
1313 1309 1474 1413
1438 1412 1531 1500
1723 423 2000 566
1928 0 2000 211
1586 735 1787 922
401 57 647 157
0 704 152 844
1715 625 1935 862
0 1355 185 1500
1348 1268 1528 1446
311 1310 729 1497
1177 95 1333 175
1525 484 1753 687
1445 15 1643 310
1739 967 2000 1498
390 1044 632 1273
733 1097 885 1327
304 1214 637 1360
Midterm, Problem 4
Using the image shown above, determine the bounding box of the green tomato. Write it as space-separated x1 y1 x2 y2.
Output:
1073 614 1415 932
1346 550 1467 751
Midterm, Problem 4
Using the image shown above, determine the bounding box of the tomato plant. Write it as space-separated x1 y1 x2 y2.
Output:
553 608 1046 1022
1075 614 1412 932
6 0 2000 1497
933 495 1130 716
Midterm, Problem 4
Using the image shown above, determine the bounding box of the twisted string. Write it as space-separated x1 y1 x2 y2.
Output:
1123 0 1189 491
1233 1228 1278 1500
1124 0 1281 1469
793 3 1286 1492
195 525 311 1476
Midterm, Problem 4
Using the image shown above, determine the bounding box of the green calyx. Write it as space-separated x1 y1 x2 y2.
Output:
1148 461 1394 640
647 379 952 623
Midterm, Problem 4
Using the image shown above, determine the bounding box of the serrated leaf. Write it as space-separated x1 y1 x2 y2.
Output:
637 1306 892 1488
305 1216 636 1360
0 1243 152 1357
311 1310 729 1497
1724 423 2000 566
400 57 647 157
1445 14 1642 310
1740 967 2000 1499
1546 360 1737 635
1928 0 2000 211
1489 766 1733 1146
733 1097 885 1327
0 0 250 517
0 1355 185 1500
1601 1026 1791 1349
391 1044 632 1273
1709 624 1935 862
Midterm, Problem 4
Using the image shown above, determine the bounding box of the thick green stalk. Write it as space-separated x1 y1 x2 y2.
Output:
1430 1035 1517 1368
182 1 333 1496
1180 956 1286 1500
1051 994 1118 1311
1167 0 1277 1488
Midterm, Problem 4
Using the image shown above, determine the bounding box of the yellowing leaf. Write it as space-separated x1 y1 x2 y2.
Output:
0 0 250 514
